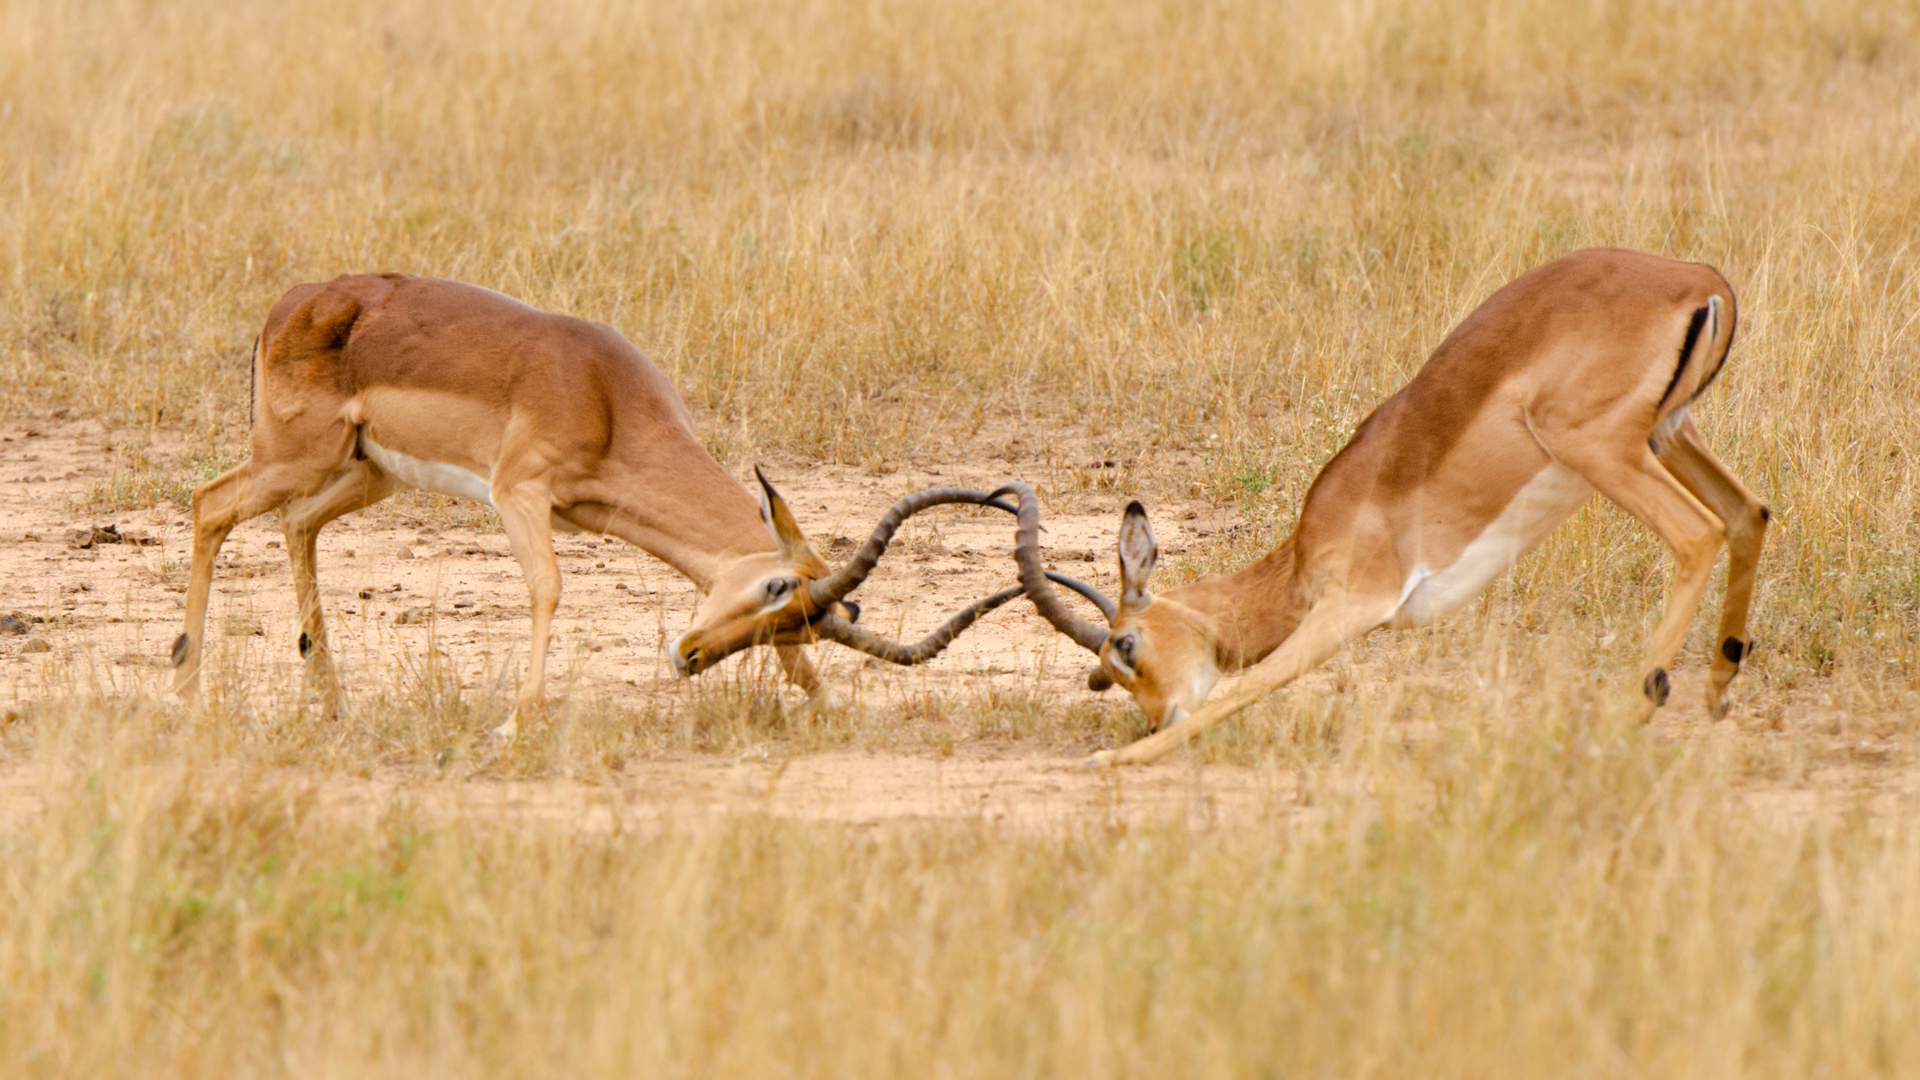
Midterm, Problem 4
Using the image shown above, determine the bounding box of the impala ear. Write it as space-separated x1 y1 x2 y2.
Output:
754 466 813 564
1117 500 1158 611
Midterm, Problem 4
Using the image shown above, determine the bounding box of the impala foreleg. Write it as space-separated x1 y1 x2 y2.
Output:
1656 420 1769 718
282 462 396 713
495 488 562 739
776 644 848 712
1092 596 1387 767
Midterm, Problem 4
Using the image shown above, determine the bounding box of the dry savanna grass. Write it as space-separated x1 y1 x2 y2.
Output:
4 0 1920 1074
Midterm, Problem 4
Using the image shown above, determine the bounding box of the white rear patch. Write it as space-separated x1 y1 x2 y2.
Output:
361 437 494 506
1388 462 1594 628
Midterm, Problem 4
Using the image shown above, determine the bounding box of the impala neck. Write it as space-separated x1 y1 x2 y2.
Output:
1167 534 1306 674
577 435 775 591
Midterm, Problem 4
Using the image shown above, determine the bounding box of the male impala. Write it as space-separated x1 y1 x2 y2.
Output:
1014 248 1769 764
173 274 1017 734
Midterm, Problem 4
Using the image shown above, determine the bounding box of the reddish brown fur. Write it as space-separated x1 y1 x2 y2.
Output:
176 275 835 729
1091 249 1765 764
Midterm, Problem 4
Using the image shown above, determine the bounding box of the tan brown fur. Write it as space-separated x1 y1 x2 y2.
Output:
1092 248 1767 764
175 274 839 734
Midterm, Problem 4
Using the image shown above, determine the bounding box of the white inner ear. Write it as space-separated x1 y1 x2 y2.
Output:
757 489 781 545
1119 522 1157 605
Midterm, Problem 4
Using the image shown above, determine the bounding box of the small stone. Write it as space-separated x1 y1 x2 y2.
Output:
224 617 264 637
0 613 29 635
21 638 50 654
66 524 123 549
397 547 415 560
393 607 431 625
358 588 376 600
453 599 475 609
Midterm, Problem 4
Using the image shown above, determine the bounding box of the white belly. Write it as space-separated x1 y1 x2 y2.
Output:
361 437 494 505
1388 462 1594 628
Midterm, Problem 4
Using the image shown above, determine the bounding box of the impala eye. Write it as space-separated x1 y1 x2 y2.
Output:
1108 629 1140 676
764 578 793 601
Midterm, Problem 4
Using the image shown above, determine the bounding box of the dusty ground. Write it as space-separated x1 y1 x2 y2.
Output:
0 416 1296 826
2 417 1913 829
0 417 1244 703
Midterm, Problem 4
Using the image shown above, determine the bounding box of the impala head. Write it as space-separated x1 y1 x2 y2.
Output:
1092 502 1220 729
1005 486 1219 732
673 468 858 677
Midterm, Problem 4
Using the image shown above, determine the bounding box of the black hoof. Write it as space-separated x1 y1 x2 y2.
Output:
170 633 189 668
1643 667 1671 707
298 631 313 658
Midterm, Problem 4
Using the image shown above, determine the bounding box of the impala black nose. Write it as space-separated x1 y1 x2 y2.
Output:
675 643 703 676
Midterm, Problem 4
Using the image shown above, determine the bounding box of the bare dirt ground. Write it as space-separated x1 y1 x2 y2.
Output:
1 417 1913 829
0 416 1292 827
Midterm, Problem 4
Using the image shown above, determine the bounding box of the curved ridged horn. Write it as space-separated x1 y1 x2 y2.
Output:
1040 568 1118 622
807 570 1108 665
805 487 1018 610
806 584 1024 665
1000 481 1113 655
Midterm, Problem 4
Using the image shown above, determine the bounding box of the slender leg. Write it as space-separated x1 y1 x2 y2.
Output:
1654 420 1768 717
175 462 300 703
1094 595 1391 766
1557 443 1726 718
493 486 561 740
282 462 396 711
776 644 848 712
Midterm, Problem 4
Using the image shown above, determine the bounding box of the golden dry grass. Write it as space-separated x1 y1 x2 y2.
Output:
5 0 1920 1074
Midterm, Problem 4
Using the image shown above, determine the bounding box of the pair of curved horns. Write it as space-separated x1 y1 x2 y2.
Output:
804 486 1018 611
1001 481 1115 655
788 481 1118 667
804 568 1117 665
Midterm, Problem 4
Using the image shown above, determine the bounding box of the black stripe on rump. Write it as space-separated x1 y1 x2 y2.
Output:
1694 289 1738 397
1656 304 1712 410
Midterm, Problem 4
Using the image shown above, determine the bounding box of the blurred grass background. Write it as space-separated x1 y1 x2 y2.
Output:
4 0 1920 1073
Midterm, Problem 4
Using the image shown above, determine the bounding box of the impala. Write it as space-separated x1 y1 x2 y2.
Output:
1013 248 1769 765
172 274 1029 734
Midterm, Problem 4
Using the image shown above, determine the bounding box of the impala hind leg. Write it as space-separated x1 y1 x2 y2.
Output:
1655 419 1769 718
1560 444 1725 719
1093 595 1389 766
175 462 299 703
282 463 396 713
493 488 562 740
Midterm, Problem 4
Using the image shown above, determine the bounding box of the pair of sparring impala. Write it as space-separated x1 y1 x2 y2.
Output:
173 248 1766 763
